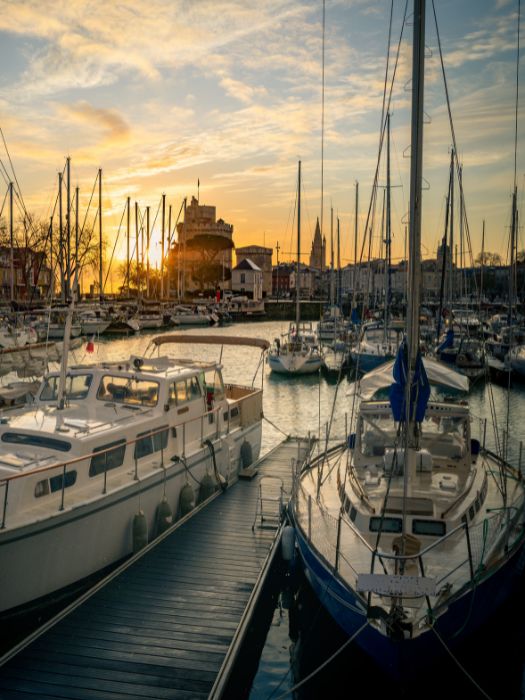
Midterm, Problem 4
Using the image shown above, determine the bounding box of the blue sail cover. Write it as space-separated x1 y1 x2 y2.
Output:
389 339 430 422
351 308 360 325
437 328 454 353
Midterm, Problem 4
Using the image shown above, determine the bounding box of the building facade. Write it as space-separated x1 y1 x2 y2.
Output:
231 258 263 300
235 245 272 297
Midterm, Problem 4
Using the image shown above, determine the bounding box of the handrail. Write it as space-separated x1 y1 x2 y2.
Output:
0 388 261 528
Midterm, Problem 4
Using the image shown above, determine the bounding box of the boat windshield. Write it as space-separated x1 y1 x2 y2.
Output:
97 375 159 407
360 415 396 457
39 374 93 401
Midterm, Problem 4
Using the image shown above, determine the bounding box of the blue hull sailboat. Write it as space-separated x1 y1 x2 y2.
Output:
290 0 525 678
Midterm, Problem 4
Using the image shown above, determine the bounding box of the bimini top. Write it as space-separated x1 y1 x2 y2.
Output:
150 334 270 350
351 355 469 400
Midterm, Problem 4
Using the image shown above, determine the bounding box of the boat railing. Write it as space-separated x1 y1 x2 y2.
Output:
471 411 524 477
0 391 259 528
294 481 514 605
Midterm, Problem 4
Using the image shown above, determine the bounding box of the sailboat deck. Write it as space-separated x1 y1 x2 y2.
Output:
0 436 311 700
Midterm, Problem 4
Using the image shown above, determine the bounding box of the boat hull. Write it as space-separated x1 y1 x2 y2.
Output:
292 509 525 678
0 422 261 619
268 354 323 375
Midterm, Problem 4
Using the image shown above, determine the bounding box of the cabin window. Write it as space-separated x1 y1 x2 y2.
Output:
169 377 201 406
1 433 71 452
134 426 169 459
40 374 92 401
97 376 159 407
369 516 402 533
412 519 446 537
349 506 357 522
203 369 225 404
35 470 77 498
89 439 126 477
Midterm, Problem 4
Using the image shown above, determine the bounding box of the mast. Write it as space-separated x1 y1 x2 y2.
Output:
296 160 301 330
161 193 166 300
146 206 150 299
406 0 425 424
126 196 130 294
59 171 64 302
337 215 341 309
167 204 172 301
354 181 359 304
448 148 454 304
480 220 485 305
98 168 103 302
135 202 139 299
66 157 71 302
436 151 453 342
75 186 79 300
9 181 14 304
330 205 334 306
386 112 392 327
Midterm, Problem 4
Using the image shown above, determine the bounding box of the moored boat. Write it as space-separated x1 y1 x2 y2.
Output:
0 333 268 620
289 0 525 678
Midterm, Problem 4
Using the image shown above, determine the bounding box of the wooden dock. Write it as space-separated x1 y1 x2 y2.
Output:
0 436 311 699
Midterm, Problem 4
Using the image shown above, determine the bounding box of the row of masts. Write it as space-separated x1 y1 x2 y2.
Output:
1 156 195 305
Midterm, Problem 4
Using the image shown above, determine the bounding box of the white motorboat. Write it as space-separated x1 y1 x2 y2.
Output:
0 333 267 619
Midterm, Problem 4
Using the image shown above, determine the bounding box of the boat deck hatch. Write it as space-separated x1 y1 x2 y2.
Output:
385 496 434 516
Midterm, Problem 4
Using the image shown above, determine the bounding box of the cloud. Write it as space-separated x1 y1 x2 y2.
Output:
56 102 131 143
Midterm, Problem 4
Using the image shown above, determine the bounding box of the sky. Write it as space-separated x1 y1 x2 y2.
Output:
0 0 523 285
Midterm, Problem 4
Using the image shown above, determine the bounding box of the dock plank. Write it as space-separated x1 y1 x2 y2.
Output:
0 437 311 699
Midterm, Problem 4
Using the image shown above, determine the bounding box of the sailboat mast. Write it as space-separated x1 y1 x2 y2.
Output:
386 112 392 326
126 196 130 293
406 0 425 395
354 181 359 303
296 160 301 330
9 181 14 304
98 168 103 301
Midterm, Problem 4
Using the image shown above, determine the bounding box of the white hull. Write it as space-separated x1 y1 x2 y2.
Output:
80 320 111 335
268 352 323 374
0 422 261 615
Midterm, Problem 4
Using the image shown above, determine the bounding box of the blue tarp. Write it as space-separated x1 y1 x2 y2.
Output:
437 328 454 353
389 338 430 422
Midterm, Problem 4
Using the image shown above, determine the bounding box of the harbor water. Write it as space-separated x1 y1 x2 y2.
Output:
8 320 525 699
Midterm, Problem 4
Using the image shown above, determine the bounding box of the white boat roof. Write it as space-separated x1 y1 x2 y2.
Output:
350 356 469 400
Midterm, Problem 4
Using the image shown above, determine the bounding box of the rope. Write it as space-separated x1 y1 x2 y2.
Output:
263 415 289 438
431 626 493 699
271 621 369 699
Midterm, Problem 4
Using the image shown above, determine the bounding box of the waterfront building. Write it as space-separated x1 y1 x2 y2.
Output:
235 245 272 297
231 258 263 300
0 246 51 300
176 196 234 294
272 263 293 298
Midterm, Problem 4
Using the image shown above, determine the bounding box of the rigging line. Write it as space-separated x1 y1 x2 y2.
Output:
104 203 128 290
431 626 493 700
431 1 478 286
272 621 369 700
0 187 8 219
357 0 408 268
0 127 24 208
263 415 289 438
